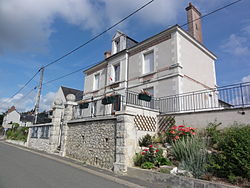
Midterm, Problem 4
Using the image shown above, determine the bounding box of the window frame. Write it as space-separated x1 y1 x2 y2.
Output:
113 63 120 82
93 73 100 91
31 127 38 138
143 50 154 75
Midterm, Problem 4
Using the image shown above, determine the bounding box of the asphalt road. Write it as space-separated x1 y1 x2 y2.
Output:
0 142 131 188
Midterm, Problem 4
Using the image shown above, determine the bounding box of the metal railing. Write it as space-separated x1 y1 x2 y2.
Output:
126 90 159 110
72 82 250 119
159 82 250 114
72 95 126 119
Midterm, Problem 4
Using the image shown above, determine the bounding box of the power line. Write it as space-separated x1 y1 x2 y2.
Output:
43 0 155 69
180 0 243 27
4 0 155 106
41 0 244 87
10 69 40 99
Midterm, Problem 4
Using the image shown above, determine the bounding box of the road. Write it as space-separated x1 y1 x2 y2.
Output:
0 142 134 188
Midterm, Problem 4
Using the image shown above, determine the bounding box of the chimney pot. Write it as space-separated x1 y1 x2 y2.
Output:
104 51 111 59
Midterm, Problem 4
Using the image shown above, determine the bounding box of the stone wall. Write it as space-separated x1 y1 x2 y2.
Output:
66 117 116 170
27 123 52 152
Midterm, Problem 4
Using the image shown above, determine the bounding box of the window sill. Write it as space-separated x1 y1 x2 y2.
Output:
139 71 156 78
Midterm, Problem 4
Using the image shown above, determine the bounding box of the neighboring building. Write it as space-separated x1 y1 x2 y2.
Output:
81 3 217 116
54 86 83 104
2 106 21 129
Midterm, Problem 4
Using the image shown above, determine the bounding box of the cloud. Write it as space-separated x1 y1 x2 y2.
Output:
2 0 217 54
0 91 56 113
242 25 250 35
220 34 250 56
242 75 250 83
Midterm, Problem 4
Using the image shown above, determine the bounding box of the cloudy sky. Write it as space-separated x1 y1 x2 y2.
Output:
0 0 250 113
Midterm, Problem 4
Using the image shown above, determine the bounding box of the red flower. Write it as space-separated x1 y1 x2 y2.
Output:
178 125 185 128
174 135 180 140
143 149 149 152
170 130 176 134
141 152 145 155
155 149 159 153
148 145 153 148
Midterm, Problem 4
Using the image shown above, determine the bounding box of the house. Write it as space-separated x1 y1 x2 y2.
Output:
80 3 217 117
2 106 21 129
54 86 83 104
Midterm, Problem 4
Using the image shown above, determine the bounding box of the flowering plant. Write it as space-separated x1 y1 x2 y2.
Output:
139 145 172 167
166 125 196 141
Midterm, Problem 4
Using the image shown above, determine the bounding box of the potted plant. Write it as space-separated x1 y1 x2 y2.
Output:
78 100 90 109
138 90 152 102
102 95 116 105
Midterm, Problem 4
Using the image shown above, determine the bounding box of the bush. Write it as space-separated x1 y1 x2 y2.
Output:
141 162 154 169
205 121 221 147
208 125 250 180
6 125 28 142
171 136 208 178
139 134 152 147
134 145 172 168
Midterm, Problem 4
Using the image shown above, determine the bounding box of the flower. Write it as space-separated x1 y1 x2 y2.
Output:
141 152 146 155
170 130 176 134
191 132 196 135
148 145 153 148
178 125 185 128
143 149 149 152
155 149 159 153
174 136 180 140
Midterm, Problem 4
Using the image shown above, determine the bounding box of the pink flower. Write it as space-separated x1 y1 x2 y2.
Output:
191 132 196 135
174 136 180 140
170 130 176 134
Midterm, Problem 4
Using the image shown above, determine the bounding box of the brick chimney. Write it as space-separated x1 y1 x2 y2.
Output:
186 3 202 43
104 51 111 59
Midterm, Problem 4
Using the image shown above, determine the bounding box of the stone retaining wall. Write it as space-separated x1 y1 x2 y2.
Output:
127 167 238 188
66 117 116 170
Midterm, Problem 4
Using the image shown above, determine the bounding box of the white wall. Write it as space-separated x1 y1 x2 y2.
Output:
2 111 20 129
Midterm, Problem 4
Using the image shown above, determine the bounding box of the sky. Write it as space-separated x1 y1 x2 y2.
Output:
0 0 250 113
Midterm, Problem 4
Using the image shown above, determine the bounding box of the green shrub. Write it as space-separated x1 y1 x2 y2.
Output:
141 162 154 169
205 121 221 147
171 136 208 178
139 134 152 147
134 153 144 167
208 125 250 180
6 125 28 142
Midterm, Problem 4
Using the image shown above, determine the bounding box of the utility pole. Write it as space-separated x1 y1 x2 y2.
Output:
34 67 44 124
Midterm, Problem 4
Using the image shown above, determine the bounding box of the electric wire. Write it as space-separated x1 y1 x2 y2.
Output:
42 0 243 87
43 0 155 69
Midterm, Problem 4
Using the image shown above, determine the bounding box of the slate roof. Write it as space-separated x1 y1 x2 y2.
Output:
20 111 52 124
61 86 83 101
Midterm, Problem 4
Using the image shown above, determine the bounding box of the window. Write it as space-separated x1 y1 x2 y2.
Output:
93 73 100 90
31 127 38 138
114 38 120 53
41 126 49 139
143 51 154 74
113 64 120 82
92 101 97 117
